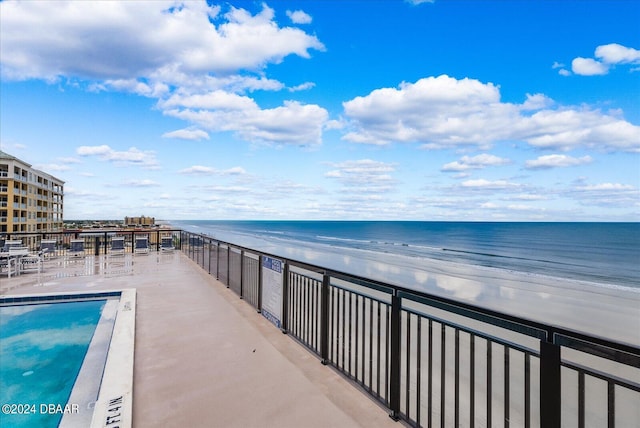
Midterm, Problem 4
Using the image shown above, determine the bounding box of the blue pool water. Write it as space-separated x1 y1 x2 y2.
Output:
0 300 107 428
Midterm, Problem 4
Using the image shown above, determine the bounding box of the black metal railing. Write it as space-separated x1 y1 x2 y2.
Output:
179 230 639 428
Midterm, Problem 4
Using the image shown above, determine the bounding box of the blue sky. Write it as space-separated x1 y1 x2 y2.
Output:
1 0 639 221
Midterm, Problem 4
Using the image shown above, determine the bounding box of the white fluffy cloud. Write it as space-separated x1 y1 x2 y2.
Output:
286 10 312 24
325 159 397 193
342 75 640 152
572 57 609 76
0 1 324 80
570 43 640 76
525 154 593 170
178 165 247 176
162 129 210 141
441 154 510 172
76 145 159 168
0 1 327 147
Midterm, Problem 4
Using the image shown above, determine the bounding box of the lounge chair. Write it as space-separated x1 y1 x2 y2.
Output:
110 237 126 256
0 255 18 277
160 236 175 252
20 250 43 274
69 239 85 257
134 236 149 255
40 239 57 258
3 240 23 252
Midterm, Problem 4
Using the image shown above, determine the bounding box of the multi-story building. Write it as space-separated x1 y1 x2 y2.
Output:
0 150 65 235
124 215 155 227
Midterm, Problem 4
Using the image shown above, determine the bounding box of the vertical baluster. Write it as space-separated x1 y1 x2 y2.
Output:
487 340 492 428
578 371 585 428
355 294 360 382
441 324 446 428
608 381 615 428
525 353 530 428
455 328 460 428
369 300 373 392
428 319 433 428
471 334 475 428
416 315 422 428
504 346 510 428
348 291 353 375
406 312 412 419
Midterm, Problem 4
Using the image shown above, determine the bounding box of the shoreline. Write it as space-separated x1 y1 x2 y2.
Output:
175 222 640 347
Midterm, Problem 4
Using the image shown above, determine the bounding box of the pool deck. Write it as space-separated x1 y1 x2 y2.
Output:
1 252 398 428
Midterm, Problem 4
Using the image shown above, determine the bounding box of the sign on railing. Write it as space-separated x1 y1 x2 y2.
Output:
261 256 283 329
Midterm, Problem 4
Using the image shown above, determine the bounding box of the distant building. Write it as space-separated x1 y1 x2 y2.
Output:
124 215 155 227
0 150 65 234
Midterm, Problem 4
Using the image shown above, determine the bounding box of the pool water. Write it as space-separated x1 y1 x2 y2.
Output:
0 300 107 428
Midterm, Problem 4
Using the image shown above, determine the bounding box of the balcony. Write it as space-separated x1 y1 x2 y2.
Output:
1 229 638 428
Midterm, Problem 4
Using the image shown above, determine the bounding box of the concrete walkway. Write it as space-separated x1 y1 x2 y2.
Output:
1 252 399 428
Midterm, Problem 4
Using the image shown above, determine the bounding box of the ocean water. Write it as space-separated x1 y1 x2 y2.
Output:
172 221 639 289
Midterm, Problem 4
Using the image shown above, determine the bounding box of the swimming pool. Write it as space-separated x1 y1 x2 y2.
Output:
0 290 135 428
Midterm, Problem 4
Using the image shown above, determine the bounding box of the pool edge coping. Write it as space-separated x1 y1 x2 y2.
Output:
89 288 135 428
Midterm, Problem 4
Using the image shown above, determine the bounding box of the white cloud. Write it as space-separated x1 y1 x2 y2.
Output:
179 165 247 176
76 145 159 168
34 163 72 172
460 179 522 190
0 1 327 148
569 43 640 76
595 43 640 64
123 179 160 187
525 154 593 170
289 82 316 92
165 100 328 146
572 57 609 76
441 154 510 172
162 129 210 141
520 93 554 111
325 159 397 193
406 0 436 4
570 181 639 208
286 10 312 24
558 69 572 77
0 2 324 80
342 75 640 152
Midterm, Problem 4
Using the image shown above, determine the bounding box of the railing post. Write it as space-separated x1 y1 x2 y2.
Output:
281 261 289 334
216 242 220 279
226 246 230 287
320 272 330 365
540 337 562 428
257 255 263 313
388 292 402 421
239 249 244 299
94 236 100 256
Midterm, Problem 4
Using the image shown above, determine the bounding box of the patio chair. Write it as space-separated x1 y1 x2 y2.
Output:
40 239 57 258
20 250 43 274
69 239 85 257
134 236 149 255
3 240 23 252
0 255 18 277
160 236 175 252
110 237 126 256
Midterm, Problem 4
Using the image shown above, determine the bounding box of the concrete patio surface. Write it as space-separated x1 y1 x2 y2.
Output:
1 252 399 428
